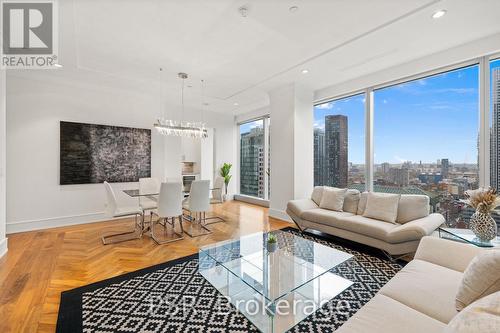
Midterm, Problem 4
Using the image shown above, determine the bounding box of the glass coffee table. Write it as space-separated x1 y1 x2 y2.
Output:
438 227 500 248
199 231 354 333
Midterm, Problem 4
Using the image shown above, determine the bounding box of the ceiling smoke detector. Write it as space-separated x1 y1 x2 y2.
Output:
238 6 249 18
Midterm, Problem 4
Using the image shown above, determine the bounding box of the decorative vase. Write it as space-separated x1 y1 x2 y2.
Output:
470 211 498 242
267 242 277 253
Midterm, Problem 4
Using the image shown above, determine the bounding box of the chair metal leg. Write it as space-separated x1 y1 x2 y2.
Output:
102 214 143 245
151 216 184 245
183 211 211 237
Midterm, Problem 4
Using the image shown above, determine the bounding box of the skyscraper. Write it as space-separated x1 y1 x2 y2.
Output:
325 115 348 188
313 128 325 186
240 126 265 198
441 158 450 178
491 68 500 191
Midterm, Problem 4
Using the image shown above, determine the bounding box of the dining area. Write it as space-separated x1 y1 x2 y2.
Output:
101 176 226 245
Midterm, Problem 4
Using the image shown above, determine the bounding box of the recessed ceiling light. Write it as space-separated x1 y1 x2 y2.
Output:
289 6 299 13
432 9 447 19
301 69 309 74
203 102 210 106
233 102 239 106
187 85 193 88
54 63 63 68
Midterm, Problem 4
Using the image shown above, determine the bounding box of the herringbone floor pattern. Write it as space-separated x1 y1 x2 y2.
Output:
0 201 291 333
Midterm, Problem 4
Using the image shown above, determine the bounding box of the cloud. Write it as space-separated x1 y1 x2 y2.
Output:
315 102 334 110
393 155 409 163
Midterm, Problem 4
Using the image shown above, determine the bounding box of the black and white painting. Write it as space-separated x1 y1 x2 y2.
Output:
60 121 151 185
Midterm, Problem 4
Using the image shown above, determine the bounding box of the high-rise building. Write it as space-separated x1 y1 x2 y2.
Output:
491 68 500 191
441 158 450 178
324 115 348 187
240 126 265 198
381 162 390 174
313 128 325 186
389 168 409 186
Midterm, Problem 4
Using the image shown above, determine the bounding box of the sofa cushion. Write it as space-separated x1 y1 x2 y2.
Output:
357 191 368 215
340 215 398 242
287 199 318 218
446 291 500 333
363 192 400 223
343 189 361 214
311 186 324 205
301 208 355 226
319 187 347 211
456 250 500 311
336 294 446 333
379 259 463 323
397 195 430 224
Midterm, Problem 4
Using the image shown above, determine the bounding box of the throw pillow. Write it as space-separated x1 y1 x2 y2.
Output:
311 186 324 205
396 195 430 224
456 250 500 311
343 189 361 214
357 192 368 215
446 291 500 333
362 192 400 223
319 187 347 212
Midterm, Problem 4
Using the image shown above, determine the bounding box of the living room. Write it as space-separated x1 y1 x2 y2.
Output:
0 0 499 332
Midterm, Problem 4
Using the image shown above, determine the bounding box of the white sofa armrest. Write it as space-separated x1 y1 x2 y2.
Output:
287 199 318 217
386 213 445 243
414 236 484 272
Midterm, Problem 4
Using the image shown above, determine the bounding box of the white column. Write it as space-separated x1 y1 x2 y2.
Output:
0 69 7 257
269 83 313 221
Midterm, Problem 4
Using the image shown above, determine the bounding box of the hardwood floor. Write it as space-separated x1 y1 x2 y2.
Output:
0 201 291 333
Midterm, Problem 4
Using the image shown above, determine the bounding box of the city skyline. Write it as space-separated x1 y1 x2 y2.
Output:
314 65 481 164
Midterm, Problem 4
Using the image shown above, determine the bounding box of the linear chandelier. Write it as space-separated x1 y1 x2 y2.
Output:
154 71 208 139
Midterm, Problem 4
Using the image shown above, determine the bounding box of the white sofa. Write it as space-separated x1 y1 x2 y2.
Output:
287 187 445 255
337 236 486 333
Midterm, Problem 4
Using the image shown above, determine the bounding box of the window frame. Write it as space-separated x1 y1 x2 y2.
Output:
236 115 271 201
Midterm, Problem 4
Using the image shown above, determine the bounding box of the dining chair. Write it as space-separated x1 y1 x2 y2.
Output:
102 181 144 245
183 180 211 237
139 177 160 226
151 182 184 244
205 176 226 224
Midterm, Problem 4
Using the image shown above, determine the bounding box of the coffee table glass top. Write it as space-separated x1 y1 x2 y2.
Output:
438 227 500 248
199 231 354 303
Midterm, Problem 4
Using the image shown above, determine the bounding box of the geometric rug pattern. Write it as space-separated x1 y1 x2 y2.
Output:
57 228 402 332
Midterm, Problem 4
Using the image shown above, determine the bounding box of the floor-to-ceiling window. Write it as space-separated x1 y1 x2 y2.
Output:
239 117 270 199
373 65 479 226
314 94 366 188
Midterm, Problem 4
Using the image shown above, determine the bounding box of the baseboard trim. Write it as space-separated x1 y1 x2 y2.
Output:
6 212 116 234
0 238 8 258
269 208 292 222
234 194 270 207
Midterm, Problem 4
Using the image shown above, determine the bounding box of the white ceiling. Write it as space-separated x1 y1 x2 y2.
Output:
9 0 500 114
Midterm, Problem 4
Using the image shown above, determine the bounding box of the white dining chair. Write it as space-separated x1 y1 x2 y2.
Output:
183 180 211 237
139 177 160 228
205 176 226 224
151 182 184 244
102 181 144 245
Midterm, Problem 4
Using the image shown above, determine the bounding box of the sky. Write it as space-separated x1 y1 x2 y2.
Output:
314 60 500 165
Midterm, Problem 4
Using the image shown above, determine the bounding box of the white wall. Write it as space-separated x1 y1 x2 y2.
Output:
6 74 235 233
269 83 313 221
0 69 7 256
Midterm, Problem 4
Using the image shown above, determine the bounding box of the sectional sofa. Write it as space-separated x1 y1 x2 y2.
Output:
286 186 445 255
337 236 498 333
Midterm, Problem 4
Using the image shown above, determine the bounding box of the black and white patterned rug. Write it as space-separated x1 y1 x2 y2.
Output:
56 227 402 333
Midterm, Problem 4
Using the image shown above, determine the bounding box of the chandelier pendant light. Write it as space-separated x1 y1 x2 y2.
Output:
154 71 208 139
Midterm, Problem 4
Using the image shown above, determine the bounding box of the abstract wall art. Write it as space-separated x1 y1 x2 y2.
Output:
60 121 151 185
